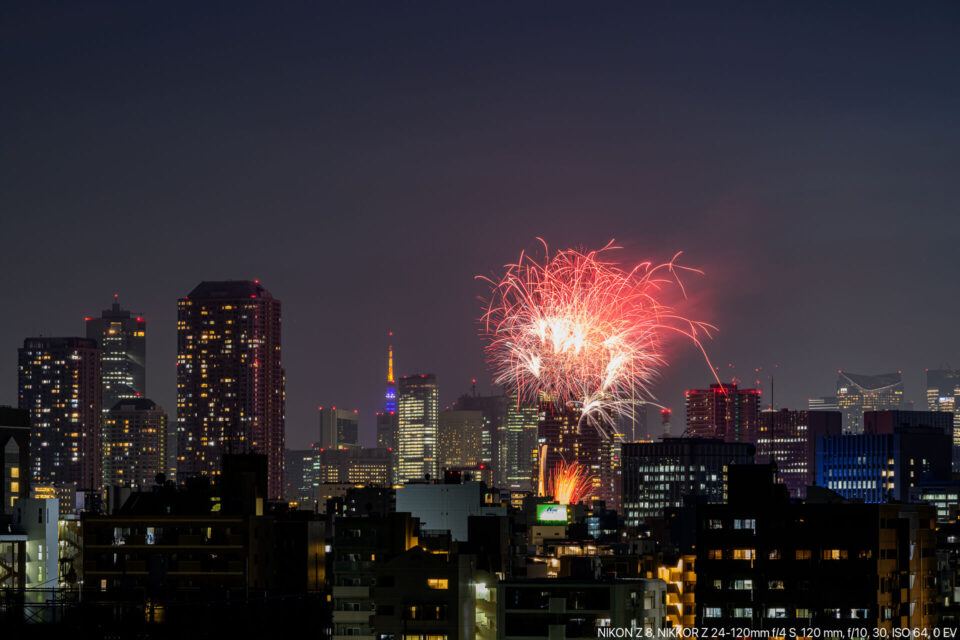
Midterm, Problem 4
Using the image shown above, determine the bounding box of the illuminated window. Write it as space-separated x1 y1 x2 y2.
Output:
707 549 722 560
731 549 755 560
426 578 449 590
795 550 811 560
822 549 847 560
10 467 18 478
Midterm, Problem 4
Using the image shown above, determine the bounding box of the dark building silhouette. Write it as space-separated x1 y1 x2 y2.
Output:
696 464 937 631
85 297 146 409
177 281 285 498
18 337 102 490
685 382 761 442
0 407 31 515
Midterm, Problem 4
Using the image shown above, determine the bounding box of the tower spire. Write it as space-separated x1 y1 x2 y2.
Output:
387 332 395 384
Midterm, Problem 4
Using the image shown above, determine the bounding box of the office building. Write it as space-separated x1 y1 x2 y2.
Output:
397 374 439 483
755 409 841 498
685 383 761 442
696 465 937 631
317 407 359 449
314 446 392 486
457 393 508 484
176 280 285 498
909 480 960 523
502 395 538 490
438 409 484 470
620 438 755 526
926 368 960 467
836 371 904 433
102 398 168 489
85 296 146 409
284 448 316 507
1 408 31 515
18 337 102 491
808 396 839 412
817 410 952 502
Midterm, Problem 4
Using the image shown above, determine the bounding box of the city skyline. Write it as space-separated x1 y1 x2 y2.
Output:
3 3 959 451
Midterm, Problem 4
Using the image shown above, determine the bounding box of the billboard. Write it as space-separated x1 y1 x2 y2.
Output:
536 503 568 522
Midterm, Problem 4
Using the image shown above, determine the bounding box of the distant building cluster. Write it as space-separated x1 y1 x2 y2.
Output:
3 285 960 636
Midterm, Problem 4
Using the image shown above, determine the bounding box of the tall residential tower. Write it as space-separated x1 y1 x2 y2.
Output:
85 296 146 409
176 281 285 497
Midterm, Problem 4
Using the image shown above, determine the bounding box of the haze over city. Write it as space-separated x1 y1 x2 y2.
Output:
3 1 958 449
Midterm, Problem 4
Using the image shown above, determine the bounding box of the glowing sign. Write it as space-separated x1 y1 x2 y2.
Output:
537 504 568 522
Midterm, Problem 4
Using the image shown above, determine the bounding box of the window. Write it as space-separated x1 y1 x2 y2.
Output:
732 607 752 618
822 549 847 560
707 519 723 529
767 580 784 590
731 579 753 590
733 519 756 531
795 608 811 618
427 578 449 590
766 607 787 618
768 549 781 560
707 549 722 560
704 607 722 618
731 549 755 560
795 550 811 560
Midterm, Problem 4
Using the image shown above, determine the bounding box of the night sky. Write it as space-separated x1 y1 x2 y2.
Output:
3 2 959 448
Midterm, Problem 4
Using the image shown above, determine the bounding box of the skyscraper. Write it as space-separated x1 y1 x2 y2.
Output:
926 368 960 466
317 407 359 449
18 337 102 490
396 374 439 483
456 393 507 482
684 382 761 442
102 398 168 489
176 281 285 498
836 370 904 433
502 394 538 490
85 296 146 410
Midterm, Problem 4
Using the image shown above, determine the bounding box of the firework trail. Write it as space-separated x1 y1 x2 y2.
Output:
479 239 714 439
550 460 593 506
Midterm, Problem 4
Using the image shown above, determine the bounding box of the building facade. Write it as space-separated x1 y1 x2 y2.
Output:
836 371 904 434
176 281 285 498
438 409 484 470
0 407 31 515
85 296 146 410
317 407 359 450
685 383 761 443
817 411 952 502
755 409 841 498
18 337 102 490
397 374 439 483
620 438 755 526
102 398 168 489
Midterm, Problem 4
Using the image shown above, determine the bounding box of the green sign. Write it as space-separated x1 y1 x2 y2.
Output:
537 503 567 522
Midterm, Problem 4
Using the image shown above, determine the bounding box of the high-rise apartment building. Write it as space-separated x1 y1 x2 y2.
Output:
836 371 903 433
685 382 761 442
18 337 102 490
755 409 841 498
85 296 146 410
396 374 439 483
176 281 285 498
317 407 359 449
102 398 168 489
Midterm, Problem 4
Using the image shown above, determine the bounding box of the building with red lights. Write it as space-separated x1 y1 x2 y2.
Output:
85 296 146 410
176 281 285 498
18 337 102 491
684 382 761 443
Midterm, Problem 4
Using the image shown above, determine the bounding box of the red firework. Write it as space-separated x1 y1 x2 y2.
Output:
479 239 714 438
550 461 593 506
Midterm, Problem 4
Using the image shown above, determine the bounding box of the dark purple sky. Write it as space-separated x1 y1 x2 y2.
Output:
3 2 959 448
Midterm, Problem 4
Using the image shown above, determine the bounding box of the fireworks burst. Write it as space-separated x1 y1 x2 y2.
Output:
549 461 593 506
479 239 714 439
